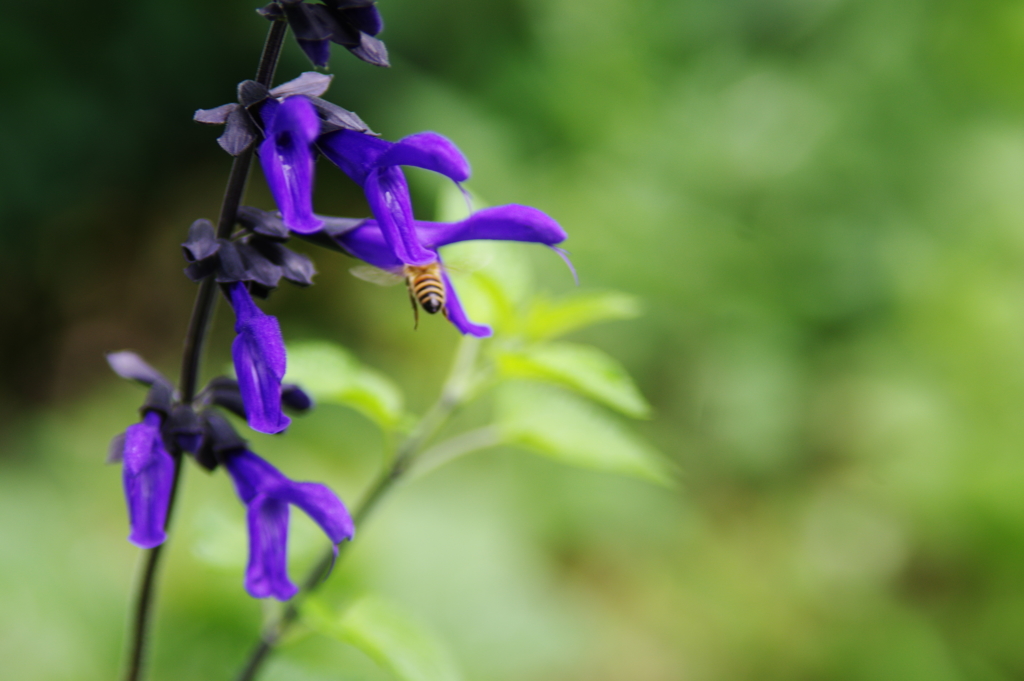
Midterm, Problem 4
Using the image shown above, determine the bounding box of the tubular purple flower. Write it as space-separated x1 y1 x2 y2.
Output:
228 282 291 434
122 411 175 549
319 130 471 267
225 449 354 600
258 96 324 234
329 204 568 336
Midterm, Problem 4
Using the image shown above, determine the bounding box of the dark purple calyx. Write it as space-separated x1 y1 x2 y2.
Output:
260 0 389 68
181 213 317 299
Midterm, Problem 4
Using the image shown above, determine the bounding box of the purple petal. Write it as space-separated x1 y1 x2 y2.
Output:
122 411 175 549
330 219 404 271
225 450 354 600
258 96 323 234
225 450 354 544
228 283 291 434
245 496 297 600
268 479 354 543
319 128 391 185
417 204 566 250
377 132 471 183
441 268 491 337
365 167 436 266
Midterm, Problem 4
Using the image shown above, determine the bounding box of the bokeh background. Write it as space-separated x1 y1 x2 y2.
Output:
5 0 1024 678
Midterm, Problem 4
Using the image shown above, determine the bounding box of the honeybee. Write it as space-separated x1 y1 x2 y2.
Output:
349 262 449 328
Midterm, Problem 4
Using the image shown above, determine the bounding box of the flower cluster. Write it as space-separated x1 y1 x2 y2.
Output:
109 25 568 601
108 351 352 600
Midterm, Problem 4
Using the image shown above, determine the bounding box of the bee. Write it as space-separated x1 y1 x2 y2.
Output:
403 263 447 327
349 262 449 328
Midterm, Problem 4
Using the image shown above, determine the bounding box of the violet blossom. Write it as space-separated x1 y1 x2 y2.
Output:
257 95 323 235
326 204 568 336
227 282 291 434
122 411 176 549
224 448 354 600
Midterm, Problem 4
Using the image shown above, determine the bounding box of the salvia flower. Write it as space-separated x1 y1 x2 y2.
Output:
106 352 178 548
258 95 324 234
227 282 291 434
324 204 568 336
225 448 354 600
319 129 471 267
122 411 176 549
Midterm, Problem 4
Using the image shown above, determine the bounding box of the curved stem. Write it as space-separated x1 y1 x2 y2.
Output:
233 337 483 681
121 19 288 681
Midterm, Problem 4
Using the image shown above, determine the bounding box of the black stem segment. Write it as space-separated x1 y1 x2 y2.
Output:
233 338 481 681
121 18 288 681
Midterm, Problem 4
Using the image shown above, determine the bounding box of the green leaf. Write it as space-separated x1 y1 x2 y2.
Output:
496 342 652 418
524 291 641 341
496 382 674 486
302 594 462 681
285 341 404 429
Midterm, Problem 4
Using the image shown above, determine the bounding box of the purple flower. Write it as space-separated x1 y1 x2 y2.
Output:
331 204 568 336
122 411 176 549
319 129 471 267
228 282 291 434
258 96 324 235
225 449 354 600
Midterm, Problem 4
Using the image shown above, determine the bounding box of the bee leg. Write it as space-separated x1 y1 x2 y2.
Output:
408 286 420 330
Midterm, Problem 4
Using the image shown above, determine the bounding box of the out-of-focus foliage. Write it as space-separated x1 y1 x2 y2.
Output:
6 0 1024 679
286 341 405 430
302 594 463 681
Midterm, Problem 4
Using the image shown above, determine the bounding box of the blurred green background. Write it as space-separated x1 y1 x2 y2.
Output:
5 0 1024 678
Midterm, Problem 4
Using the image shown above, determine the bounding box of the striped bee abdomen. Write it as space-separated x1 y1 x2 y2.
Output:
404 263 445 314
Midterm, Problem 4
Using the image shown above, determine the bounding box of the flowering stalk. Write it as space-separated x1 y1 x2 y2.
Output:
233 336 482 681
122 18 288 681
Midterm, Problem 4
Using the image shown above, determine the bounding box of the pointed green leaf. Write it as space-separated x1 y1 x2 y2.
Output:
496 342 652 418
496 382 674 486
524 291 641 341
302 594 462 681
285 341 404 429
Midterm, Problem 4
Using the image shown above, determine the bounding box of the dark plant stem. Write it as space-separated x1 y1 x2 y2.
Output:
121 18 288 681
233 337 482 681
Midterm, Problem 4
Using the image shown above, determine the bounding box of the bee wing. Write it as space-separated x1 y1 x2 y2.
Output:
440 249 494 275
349 265 405 287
